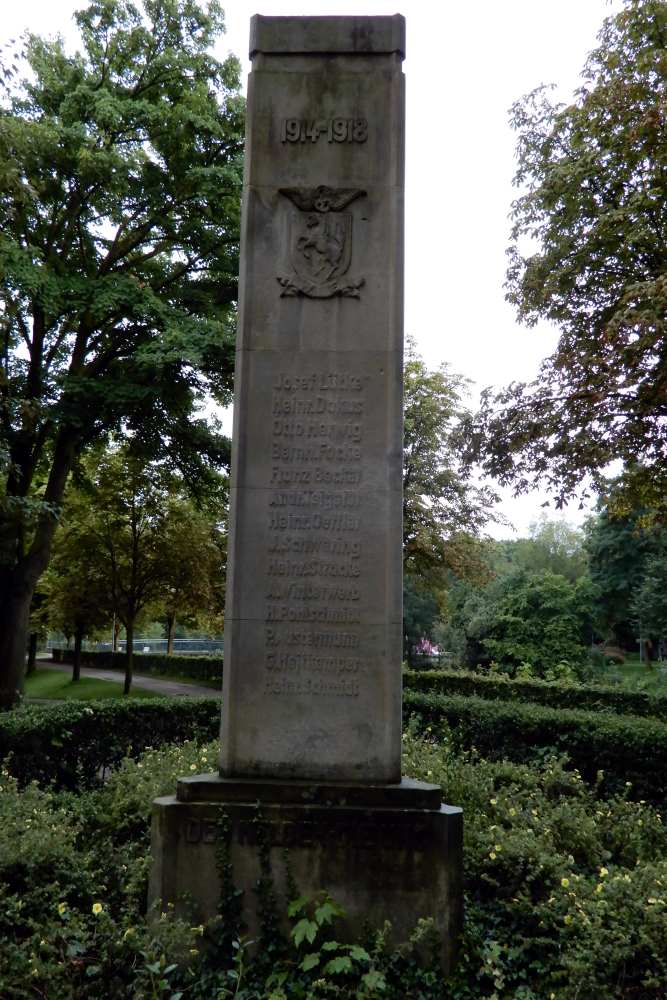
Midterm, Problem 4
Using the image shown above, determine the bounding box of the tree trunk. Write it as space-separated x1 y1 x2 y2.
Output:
26 633 38 676
113 618 121 652
72 624 84 682
124 620 134 695
0 583 33 708
0 432 76 707
166 614 176 655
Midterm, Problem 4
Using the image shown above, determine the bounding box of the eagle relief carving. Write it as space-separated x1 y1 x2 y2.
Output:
277 186 366 298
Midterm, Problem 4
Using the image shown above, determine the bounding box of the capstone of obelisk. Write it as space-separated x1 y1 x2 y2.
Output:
149 15 463 972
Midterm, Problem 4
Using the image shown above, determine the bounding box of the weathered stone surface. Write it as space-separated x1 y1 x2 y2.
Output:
149 778 463 973
149 15 464 971
220 15 406 783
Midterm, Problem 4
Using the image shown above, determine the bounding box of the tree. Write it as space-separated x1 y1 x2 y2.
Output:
585 487 667 651
631 557 667 655
41 505 112 681
156 493 226 652
497 515 589 584
465 1 667 512
73 447 175 694
465 569 594 678
401 341 500 661
403 340 500 589
402 577 441 666
0 0 244 705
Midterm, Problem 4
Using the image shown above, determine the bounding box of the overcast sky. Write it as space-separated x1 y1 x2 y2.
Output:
4 0 623 536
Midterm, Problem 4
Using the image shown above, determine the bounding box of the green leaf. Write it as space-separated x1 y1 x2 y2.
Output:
315 899 344 925
292 918 318 947
362 970 387 992
300 953 320 972
323 955 353 975
349 945 371 963
321 940 340 951
287 895 309 918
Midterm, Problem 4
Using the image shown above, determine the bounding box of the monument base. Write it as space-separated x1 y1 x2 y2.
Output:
149 774 463 972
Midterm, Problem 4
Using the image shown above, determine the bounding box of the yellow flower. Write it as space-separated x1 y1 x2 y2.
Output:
494 844 502 852
599 867 609 878
563 915 573 925
489 851 497 860
490 798 497 806
561 878 570 888
190 764 197 771
595 884 604 894
509 807 516 816
57 902 67 915
92 902 103 915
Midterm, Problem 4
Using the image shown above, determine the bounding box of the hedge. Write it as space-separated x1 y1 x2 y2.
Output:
404 689 667 803
4 689 667 803
0 697 221 789
51 654 667 716
404 668 667 721
52 648 223 683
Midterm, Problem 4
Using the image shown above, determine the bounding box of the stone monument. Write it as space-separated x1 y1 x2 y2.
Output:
149 14 463 971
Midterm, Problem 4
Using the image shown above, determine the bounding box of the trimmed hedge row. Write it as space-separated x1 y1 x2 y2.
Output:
404 668 667 721
52 648 223 683
404 689 667 802
52 655 667 717
0 697 221 789
5 689 667 802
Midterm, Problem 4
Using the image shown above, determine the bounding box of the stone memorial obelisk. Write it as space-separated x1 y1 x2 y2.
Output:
150 15 462 971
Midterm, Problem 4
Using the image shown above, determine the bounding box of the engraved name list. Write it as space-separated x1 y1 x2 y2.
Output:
263 369 368 698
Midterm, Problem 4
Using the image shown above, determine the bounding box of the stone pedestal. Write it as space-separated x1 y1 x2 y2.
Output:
150 775 463 973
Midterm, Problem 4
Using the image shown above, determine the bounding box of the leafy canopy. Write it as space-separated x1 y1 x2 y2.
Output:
466 0 667 511
0 0 244 552
402 339 500 591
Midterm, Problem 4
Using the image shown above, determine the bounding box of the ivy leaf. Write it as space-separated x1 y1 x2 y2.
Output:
349 945 371 963
315 899 344 926
292 918 318 947
287 895 309 918
362 970 387 991
323 955 353 975
300 953 320 972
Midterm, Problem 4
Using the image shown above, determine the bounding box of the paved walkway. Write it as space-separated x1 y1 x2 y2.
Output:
36 659 220 699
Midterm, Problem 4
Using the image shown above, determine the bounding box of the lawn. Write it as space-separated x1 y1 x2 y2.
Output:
25 667 159 701
599 652 667 694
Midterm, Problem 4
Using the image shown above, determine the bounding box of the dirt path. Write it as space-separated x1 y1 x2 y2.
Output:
36 658 220 699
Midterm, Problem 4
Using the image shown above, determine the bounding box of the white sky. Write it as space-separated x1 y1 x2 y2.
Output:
3 0 623 537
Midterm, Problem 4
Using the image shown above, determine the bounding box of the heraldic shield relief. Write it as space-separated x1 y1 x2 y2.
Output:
277 186 366 298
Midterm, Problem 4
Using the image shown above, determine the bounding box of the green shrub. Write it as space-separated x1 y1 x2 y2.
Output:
404 689 667 802
404 667 667 720
6 686 667 804
3 733 667 997
0 698 220 789
52 648 223 683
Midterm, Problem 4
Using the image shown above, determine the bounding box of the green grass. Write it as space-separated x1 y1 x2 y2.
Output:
25 668 159 701
597 653 667 694
138 670 219 689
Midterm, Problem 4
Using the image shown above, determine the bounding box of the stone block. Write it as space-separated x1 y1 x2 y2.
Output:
149 774 463 974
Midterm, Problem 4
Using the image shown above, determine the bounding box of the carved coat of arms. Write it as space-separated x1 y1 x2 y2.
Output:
277 186 366 298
